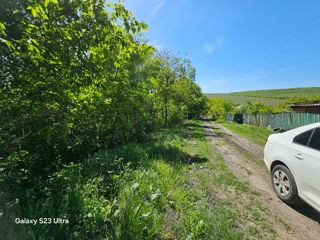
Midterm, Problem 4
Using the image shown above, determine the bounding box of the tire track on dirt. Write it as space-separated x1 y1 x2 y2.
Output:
203 120 320 240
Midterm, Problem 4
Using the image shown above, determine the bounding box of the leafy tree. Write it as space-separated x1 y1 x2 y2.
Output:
151 50 204 125
0 0 149 168
0 0 207 172
233 101 281 114
0 1 209 238
208 98 233 120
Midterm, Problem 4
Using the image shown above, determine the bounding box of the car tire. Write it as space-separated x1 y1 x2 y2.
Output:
271 164 302 205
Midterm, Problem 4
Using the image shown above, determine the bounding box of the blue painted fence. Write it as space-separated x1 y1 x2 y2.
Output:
226 113 320 131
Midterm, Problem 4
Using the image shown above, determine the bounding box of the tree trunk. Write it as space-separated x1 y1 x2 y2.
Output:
111 110 117 148
164 96 168 126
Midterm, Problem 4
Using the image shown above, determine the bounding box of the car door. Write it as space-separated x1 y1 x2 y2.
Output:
292 128 320 209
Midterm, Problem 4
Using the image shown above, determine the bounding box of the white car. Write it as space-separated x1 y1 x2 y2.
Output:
264 123 320 212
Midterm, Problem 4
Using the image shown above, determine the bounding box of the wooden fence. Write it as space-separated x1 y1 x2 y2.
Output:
226 112 320 131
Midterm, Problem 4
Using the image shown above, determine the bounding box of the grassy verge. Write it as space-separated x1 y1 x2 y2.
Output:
1 120 276 239
220 121 272 146
182 122 276 239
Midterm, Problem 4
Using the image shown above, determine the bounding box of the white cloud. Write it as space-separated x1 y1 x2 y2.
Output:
150 1 165 18
211 79 230 84
216 38 224 46
203 38 224 54
204 44 215 53
200 79 231 92
150 40 163 50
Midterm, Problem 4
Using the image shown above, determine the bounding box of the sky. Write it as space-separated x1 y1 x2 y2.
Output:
112 0 320 93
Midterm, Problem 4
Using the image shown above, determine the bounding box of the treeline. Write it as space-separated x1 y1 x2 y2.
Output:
207 99 276 120
0 0 207 172
0 1 208 237
207 96 320 120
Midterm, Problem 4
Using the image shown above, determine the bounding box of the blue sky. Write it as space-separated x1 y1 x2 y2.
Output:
115 0 320 93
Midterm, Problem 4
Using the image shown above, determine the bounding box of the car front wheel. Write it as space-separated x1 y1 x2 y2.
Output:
271 164 302 205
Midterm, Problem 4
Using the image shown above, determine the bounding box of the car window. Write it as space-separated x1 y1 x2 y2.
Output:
293 129 313 146
309 128 320 151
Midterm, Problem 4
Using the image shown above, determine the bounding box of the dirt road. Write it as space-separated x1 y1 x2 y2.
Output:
203 120 320 240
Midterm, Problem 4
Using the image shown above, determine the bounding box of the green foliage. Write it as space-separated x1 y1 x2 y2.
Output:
0 0 206 168
1 0 152 164
0 123 199 239
0 120 276 239
283 95 320 105
207 97 289 118
206 89 320 118
206 87 320 107
148 50 207 126
272 96 320 113
0 1 208 239
207 98 233 120
207 97 286 120
234 101 276 114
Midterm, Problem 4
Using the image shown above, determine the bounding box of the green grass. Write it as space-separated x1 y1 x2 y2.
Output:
206 93 283 106
229 87 320 99
205 87 320 106
220 121 272 146
158 121 248 239
205 93 283 106
1 121 277 239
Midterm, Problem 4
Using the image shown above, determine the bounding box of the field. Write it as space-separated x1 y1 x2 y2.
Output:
205 93 283 106
205 87 320 106
229 87 320 99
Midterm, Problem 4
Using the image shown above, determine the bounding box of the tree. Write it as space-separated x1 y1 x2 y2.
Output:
208 98 233 120
0 1 209 238
0 0 149 167
153 51 202 125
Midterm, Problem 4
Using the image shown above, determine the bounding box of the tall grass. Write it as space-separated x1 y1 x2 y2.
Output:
1 123 206 239
0 121 276 239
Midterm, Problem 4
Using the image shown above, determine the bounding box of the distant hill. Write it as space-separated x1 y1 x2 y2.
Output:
227 87 320 99
205 87 320 106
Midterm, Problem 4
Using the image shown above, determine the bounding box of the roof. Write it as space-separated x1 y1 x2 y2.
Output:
290 101 320 107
